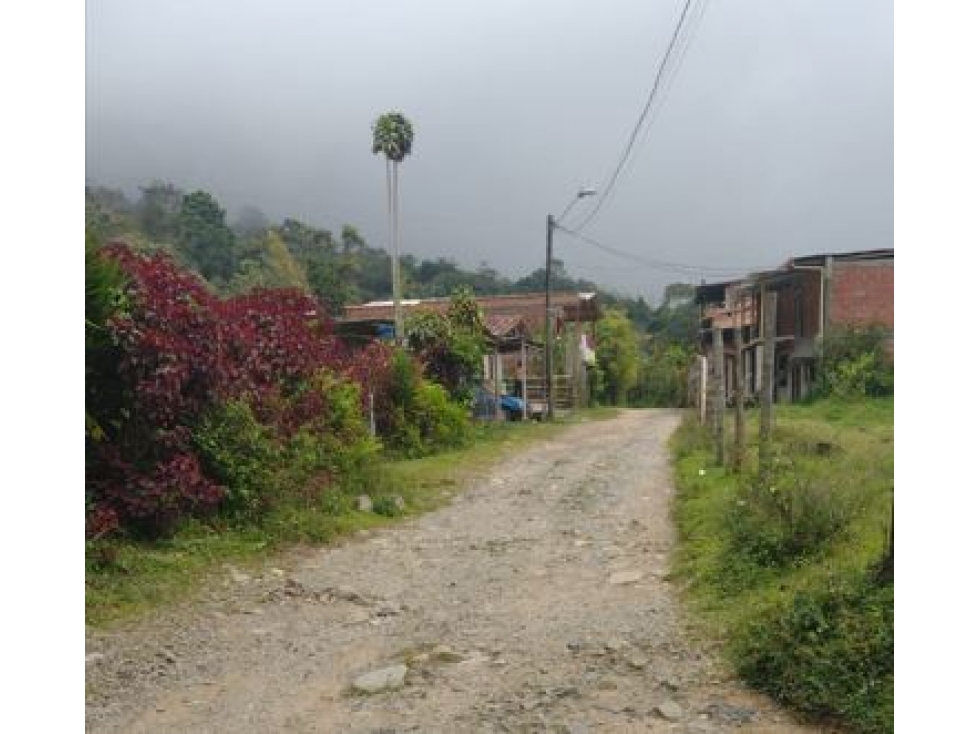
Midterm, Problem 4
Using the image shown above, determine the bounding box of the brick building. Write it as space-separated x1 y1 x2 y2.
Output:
695 249 893 403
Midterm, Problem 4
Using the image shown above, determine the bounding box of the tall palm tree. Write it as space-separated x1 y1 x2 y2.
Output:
372 112 414 343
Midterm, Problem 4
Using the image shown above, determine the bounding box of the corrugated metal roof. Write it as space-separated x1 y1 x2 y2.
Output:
344 292 601 325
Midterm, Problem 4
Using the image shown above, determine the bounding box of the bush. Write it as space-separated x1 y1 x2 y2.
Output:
86 243 349 538
413 380 475 450
406 287 486 403
817 325 893 399
734 571 893 734
195 400 283 520
195 373 381 522
728 450 863 568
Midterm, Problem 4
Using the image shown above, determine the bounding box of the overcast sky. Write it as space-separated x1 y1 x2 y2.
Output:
86 0 893 304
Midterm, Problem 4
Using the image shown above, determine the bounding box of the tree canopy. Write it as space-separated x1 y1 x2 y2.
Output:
371 112 415 163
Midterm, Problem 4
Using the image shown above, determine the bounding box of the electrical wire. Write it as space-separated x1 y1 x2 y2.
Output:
556 224 777 278
570 0 700 233
629 0 712 166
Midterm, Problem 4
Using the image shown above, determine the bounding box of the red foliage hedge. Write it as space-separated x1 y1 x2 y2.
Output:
86 244 362 537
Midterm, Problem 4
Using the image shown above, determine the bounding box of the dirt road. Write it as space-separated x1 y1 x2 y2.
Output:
86 409 821 733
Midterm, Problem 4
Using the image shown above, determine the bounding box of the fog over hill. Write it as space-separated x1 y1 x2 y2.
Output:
87 0 893 303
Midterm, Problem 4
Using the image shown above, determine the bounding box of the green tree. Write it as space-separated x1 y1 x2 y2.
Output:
86 185 134 243
137 181 184 242
406 287 486 402
596 308 640 406
372 111 415 341
647 282 698 344
228 231 308 294
177 190 238 284
232 205 271 239
306 258 357 315
340 224 367 255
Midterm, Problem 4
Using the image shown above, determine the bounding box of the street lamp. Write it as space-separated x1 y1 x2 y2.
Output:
545 187 596 420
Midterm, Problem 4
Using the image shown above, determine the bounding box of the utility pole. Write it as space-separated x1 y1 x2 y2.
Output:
733 297 746 472
759 289 777 485
545 214 556 420
711 326 726 466
544 189 596 420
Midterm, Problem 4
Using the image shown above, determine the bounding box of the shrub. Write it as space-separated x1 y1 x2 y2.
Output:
727 450 863 568
406 287 486 403
413 380 475 450
817 325 893 399
195 373 381 522
89 447 224 538
371 495 403 517
86 243 348 538
282 371 380 486
195 400 283 520
734 570 893 734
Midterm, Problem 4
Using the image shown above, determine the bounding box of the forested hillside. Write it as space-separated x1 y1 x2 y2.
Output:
85 181 656 319
86 181 702 408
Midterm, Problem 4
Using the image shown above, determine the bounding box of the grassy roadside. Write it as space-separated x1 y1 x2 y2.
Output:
86 408 618 628
669 397 893 733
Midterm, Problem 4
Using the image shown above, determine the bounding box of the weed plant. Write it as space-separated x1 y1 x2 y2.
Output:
670 398 893 733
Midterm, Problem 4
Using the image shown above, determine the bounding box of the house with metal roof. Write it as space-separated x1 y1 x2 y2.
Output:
339 292 602 416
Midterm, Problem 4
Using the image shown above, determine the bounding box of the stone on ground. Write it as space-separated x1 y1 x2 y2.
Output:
352 664 407 694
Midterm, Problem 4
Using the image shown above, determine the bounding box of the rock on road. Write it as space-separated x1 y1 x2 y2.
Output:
86 409 823 733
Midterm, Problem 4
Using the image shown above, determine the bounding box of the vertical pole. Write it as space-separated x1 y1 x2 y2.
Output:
823 255 834 334
699 354 707 424
760 290 777 483
545 214 555 420
520 341 528 419
734 293 745 472
493 351 501 420
392 162 403 343
712 326 726 466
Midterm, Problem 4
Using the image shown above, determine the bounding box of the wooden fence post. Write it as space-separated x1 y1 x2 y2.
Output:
759 290 777 484
711 326 726 466
733 307 745 472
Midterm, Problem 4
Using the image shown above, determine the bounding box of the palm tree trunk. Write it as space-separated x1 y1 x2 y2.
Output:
392 161 403 343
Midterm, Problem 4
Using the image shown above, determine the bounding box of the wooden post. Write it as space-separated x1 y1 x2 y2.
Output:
733 296 745 472
759 290 777 483
711 326 726 466
520 341 528 420
699 354 707 423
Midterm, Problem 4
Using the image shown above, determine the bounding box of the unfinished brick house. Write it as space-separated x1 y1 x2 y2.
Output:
339 292 601 415
695 248 893 403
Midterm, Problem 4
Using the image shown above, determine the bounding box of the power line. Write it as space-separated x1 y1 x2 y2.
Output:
630 0 712 164
571 0 700 233
556 224 777 278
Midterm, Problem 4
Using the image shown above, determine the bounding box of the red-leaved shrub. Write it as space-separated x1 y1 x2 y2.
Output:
86 244 348 538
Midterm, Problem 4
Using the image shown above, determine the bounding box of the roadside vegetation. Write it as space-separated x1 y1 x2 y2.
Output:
670 346 894 734
86 225 619 627
86 414 608 627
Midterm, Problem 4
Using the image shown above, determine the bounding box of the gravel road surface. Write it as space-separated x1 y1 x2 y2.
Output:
86 409 824 733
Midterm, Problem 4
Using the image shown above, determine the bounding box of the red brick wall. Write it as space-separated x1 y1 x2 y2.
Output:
829 262 894 328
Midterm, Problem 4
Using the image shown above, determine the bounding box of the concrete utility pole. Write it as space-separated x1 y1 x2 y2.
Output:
544 188 596 420
711 326 725 466
759 290 777 484
733 298 745 473
545 214 556 420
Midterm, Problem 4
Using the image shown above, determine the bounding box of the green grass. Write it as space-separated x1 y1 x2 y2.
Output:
670 397 893 733
86 408 618 628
